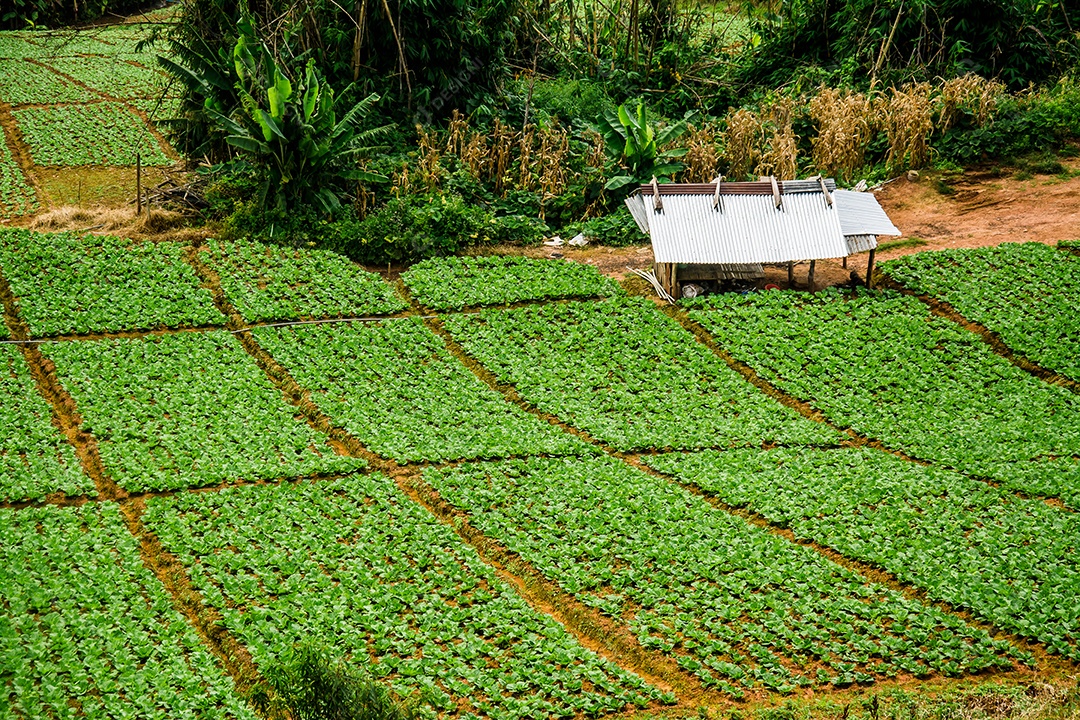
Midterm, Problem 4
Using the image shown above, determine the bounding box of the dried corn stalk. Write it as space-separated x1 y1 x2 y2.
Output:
537 120 570 199
723 107 763 180
415 125 443 189
680 123 720 182
489 118 515 194
461 131 488 178
518 125 536 190
756 98 798 180
445 109 470 155
583 129 606 170
879 83 933 171
809 86 874 180
938 74 1004 130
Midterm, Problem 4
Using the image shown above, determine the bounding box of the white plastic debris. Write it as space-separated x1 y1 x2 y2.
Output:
542 236 564 247
568 233 588 247
681 283 705 299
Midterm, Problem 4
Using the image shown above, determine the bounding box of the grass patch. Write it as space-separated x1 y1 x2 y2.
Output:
878 236 928 252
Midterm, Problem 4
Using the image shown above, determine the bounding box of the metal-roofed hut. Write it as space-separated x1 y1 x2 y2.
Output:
625 177 900 297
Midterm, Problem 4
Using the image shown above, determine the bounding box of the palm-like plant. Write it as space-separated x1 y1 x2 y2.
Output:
167 17 389 213
594 102 695 190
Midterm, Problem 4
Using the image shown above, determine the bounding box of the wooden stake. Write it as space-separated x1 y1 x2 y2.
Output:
842 255 848 269
866 248 876 289
808 259 816 292
136 153 142 215
787 261 794 287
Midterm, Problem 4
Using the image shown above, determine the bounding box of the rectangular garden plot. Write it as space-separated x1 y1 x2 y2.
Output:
253 319 589 462
0 129 38 219
144 474 664 717
647 447 1080 661
401 255 623 310
0 503 255 720
883 242 1080 383
0 59 97 105
442 298 839 452
13 102 171 166
43 332 364 492
687 289 1080 507
0 345 92 502
44 56 168 100
0 229 223 336
423 456 1022 696
0 34 40 59
202 238 406 323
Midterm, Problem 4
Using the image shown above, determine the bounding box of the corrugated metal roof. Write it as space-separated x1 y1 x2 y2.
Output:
834 190 901 236
846 234 878 254
638 179 838 196
630 188 850 264
626 193 651 234
626 179 899 264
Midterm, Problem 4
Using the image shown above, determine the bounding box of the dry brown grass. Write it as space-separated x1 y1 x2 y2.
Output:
879 82 934 171
938 74 1005 130
809 86 875 180
723 107 763 180
30 205 192 238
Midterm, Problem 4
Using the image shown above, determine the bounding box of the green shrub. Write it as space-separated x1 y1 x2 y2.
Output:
346 193 495 264
572 210 648 247
255 644 418 720
506 76 615 125
490 214 550 245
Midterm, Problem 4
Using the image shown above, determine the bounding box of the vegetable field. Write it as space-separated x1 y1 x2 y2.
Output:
2 238 1079 718
685 288 1080 508
883 242 1080 383
0 20 174 219
443 297 840 451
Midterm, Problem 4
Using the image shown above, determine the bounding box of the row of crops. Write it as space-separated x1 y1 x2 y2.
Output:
0 20 174 218
1 232 1078 718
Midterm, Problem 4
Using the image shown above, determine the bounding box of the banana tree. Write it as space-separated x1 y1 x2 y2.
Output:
594 102 695 191
208 18 389 213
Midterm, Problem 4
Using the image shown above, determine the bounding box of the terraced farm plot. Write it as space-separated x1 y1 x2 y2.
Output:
144 474 664 718
883 242 1080 382
0 130 38 219
0 59 97 104
253 319 589 462
0 229 222 336
443 298 840 451
0 503 255 720
131 95 183 122
202 238 407 322
0 345 92 502
402 255 623 310
686 289 1080 506
45 56 167 99
0 34 38 58
424 456 1021 696
44 332 365 492
647 447 1080 660
13 102 171 166
14 32 118 57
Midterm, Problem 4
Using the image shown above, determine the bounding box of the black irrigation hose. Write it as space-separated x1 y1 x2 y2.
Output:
0 315 440 345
